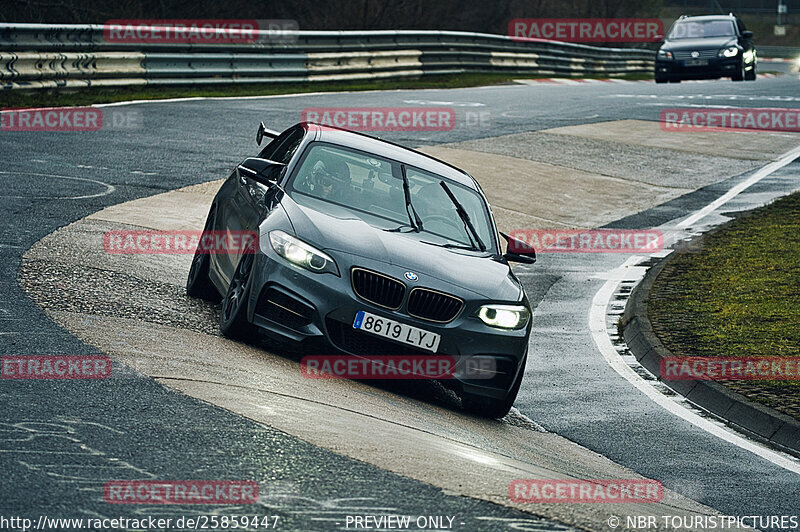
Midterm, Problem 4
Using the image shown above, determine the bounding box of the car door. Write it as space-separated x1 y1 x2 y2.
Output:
216 126 306 287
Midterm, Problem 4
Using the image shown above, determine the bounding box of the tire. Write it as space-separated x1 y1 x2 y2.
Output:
220 253 255 340
732 63 744 81
655 77 668 84
745 65 756 81
461 352 527 419
186 211 222 302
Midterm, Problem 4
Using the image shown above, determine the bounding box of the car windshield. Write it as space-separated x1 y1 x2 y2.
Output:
668 20 736 39
287 142 494 250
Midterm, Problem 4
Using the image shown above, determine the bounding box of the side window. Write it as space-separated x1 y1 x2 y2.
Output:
258 126 304 164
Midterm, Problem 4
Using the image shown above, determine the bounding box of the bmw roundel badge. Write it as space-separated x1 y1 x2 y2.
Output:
404 271 418 281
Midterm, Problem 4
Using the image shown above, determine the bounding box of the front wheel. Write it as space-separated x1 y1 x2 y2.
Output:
220 253 255 341
187 251 221 302
732 63 745 81
187 210 222 302
744 65 756 81
461 352 527 419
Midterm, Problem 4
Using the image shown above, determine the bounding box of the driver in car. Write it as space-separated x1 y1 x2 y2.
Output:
413 183 447 220
308 157 351 202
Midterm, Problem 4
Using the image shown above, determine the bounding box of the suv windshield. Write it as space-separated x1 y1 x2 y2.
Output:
667 19 736 39
288 142 494 250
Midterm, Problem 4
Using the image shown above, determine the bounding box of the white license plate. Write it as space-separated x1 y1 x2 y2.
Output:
684 59 708 66
353 311 441 353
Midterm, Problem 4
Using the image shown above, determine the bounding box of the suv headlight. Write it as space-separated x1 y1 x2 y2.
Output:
268 230 339 276
719 46 739 58
476 304 530 330
657 50 673 60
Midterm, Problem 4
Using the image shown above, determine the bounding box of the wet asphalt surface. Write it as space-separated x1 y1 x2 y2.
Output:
2 73 800 530
515 161 800 524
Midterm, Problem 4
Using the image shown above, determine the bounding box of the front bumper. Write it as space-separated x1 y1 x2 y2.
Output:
655 56 744 79
245 249 530 400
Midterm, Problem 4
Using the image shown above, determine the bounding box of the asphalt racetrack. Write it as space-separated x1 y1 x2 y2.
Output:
2 73 800 531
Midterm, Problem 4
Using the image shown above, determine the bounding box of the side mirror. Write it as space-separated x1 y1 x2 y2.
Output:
237 157 285 186
256 122 280 146
500 231 536 264
741 30 753 39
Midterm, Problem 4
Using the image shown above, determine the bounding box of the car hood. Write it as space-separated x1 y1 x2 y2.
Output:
662 37 737 51
280 195 523 301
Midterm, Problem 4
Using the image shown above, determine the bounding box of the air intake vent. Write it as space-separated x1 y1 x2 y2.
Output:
256 287 314 330
351 268 405 310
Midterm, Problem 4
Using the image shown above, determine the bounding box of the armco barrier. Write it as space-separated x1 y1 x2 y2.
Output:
0 23 655 90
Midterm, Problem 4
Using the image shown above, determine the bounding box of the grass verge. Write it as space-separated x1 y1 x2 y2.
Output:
647 192 800 420
2 72 652 108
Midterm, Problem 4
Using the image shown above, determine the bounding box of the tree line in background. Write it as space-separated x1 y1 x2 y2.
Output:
4 0 664 31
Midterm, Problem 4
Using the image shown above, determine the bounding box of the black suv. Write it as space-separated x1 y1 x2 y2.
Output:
655 14 756 83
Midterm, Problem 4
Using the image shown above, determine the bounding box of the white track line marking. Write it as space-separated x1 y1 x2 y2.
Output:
677 144 800 229
0 171 116 199
590 143 800 475
92 89 444 108
590 257 800 475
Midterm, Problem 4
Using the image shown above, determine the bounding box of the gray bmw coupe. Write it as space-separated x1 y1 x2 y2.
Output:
187 122 537 417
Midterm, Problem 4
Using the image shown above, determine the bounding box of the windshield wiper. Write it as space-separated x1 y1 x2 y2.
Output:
384 224 417 233
401 165 423 233
438 181 486 251
421 240 477 251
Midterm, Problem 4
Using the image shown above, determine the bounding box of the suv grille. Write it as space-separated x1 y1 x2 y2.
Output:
407 288 463 323
351 268 405 310
674 50 718 60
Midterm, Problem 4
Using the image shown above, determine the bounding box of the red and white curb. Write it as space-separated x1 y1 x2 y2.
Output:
515 73 780 85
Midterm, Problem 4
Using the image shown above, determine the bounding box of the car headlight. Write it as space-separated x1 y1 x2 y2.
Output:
268 230 339 276
476 304 530 330
719 46 739 58
742 49 755 63
657 50 673 60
